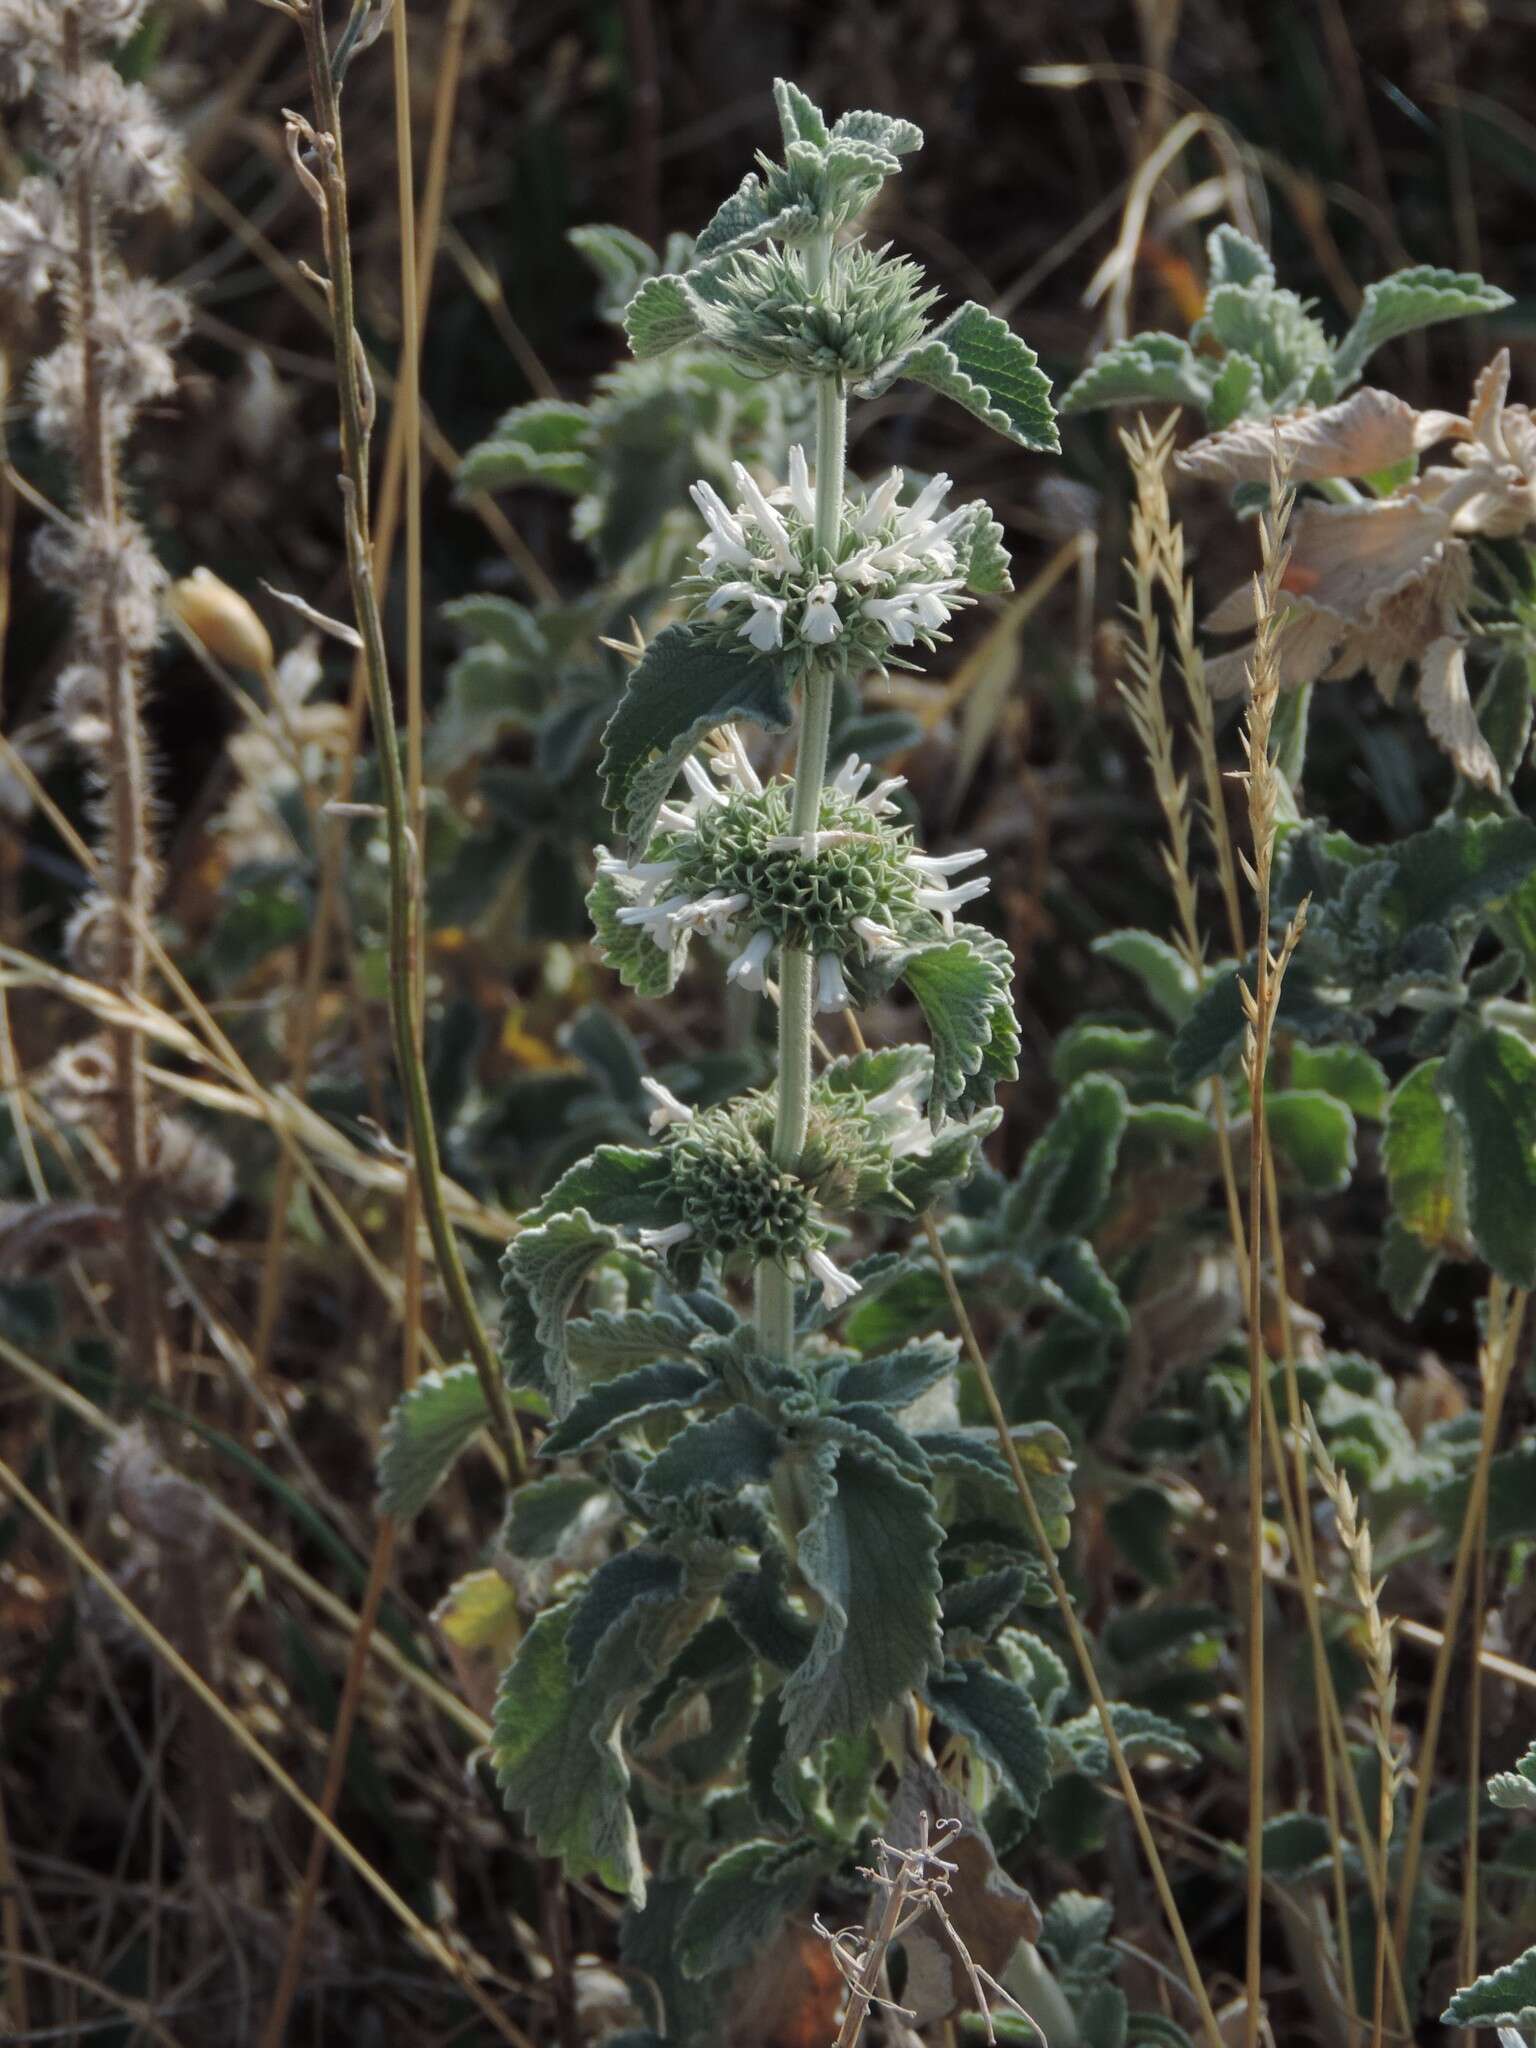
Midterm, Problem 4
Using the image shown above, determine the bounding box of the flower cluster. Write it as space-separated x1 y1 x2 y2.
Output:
688 241 939 383
685 446 1003 669
596 732 988 1008
633 1059 941 1305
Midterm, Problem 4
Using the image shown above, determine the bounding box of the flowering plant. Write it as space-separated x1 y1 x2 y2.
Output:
375 78 1136 2042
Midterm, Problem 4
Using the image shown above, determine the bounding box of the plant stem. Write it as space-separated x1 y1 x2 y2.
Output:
62 6 160 1390
757 235 846 1363
293 7 524 1480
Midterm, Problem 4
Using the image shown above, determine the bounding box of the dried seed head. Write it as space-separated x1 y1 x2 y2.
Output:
45 62 184 216
33 512 167 656
147 1114 235 1221
101 1422 211 1556
54 663 111 751
43 1034 118 1115
0 0 59 102
0 177 69 304
170 568 275 676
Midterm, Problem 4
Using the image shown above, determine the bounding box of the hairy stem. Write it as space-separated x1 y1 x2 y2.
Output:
757 236 847 1362
62 6 160 1389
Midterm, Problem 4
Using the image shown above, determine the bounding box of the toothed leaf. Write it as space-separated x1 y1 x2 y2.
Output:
1060 333 1216 415
377 1364 490 1519
1333 266 1512 388
867 300 1058 450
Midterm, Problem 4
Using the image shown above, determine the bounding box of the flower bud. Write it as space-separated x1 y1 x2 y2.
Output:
170 568 274 676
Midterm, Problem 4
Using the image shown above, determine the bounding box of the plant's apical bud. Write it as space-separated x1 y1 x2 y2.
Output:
170 568 274 676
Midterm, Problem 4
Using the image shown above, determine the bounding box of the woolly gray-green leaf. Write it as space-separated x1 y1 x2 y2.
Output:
1267 1088 1357 1194
587 870 681 998
623 273 706 358
492 1600 644 1902
566 1306 702 1375
899 934 1015 1127
675 1838 826 1981
823 1335 960 1411
567 1547 686 1680
1006 1074 1127 1245
1206 225 1275 291
1091 928 1201 1024
1444 1024 1536 1289
503 1473 603 1560
1038 1237 1128 1333
636 1404 783 1506
503 1209 623 1415
525 1145 677 1229
1060 333 1216 415
779 1446 944 1755
1443 1944 1536 2029
458 399 596 495
377 1364 489 1519
871 300 1058 451
599 623 796 853
1332 265 1511 389
540 1361 712 1458
924 1658 1052 1818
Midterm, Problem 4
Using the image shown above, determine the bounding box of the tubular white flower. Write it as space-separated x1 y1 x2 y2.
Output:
801 580 842 645
714 724 763 795
861 775 906 815
681 753 728 808
853 914 900 954
731 461 796 570
725 928 775 990
906 847 986 878
640 1077 694 1133
656 803 698 835
806 1246 862 1310
737 591 786 651
596 853 681 904
916 874 990 933
854 467 904 534
831 754 873 799
815 952 851 1011
690 479 753 571
615 894 693 945
785 443 815 523
639 1221 694 1253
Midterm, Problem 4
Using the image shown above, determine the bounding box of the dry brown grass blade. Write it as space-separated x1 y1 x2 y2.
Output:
0 1451 532 2046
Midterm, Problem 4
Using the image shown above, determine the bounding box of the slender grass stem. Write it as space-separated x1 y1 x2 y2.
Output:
290 5 523 1479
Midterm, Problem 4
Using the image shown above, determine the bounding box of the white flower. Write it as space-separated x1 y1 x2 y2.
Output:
595 853 680 904
915 874 990 933
725 928 775 990
853 914 899 954
673 891 749 933
815 952 851 1011
906 847 986 880
784 443 816 522
681 754 728 808
738 591 786 652
861 775 906 816
864 1070 935 1159
714 724 763 795
731 462 796 570
831 754 873 800
639 1221 694 1253
690 479 753 572
802 580 842 645
640 1077 694 1133
615 894 693 945
860 582 962 647
807 1246 862 1310
855 467 904 535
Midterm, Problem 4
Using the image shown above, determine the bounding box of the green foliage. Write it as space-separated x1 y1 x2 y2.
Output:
863 299 1060 451
1443 1022 1536 1288
377 1365 490 1520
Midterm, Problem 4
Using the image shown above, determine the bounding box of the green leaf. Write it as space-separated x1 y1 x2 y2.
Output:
503 1210 623 1415
1289 1044 1389 1120
440 593 546 662
623 273 705 358
1257 1810 1334 1882
492 1600 644 1902
1432 1438 1536 1548
568 222 658 319
599 623 796 852
953 497 1013 594
871 301 1059 451
1038 1237 1128 1332
774 77 829 147
675 1838 825 1980
1207 225 1276 290
831 106 924 156
1091 929 1200 1024
588 870 680 998
1444 1024 1536 1287
1380 1218 1441 1319
503 1473 602 1559
780 1446 944 1755
940 1565 1032 1641
1384 1059 1462 1251
900 935 1016 1127
1207 351 1260 431
823 1335 960 1410
458 399 596 495
1052 1022 1171 1089
428 646 543 770
525 1145 676 1228
924 1659 1052 1818
377 1364 489 1519
1193 284 1331 404
1489 1740 1536 1813
567 1547 685 1679
1443 1943 1536 2028
1266 1088 1357 1194
1059 333 1215 415
540 1361 712 1458
724 1545 818 1671
1007 1075 1127 1244
1332 266 1511 388
1055 1703 1200 1778
637 1404 783 1505
567 1306 703 1375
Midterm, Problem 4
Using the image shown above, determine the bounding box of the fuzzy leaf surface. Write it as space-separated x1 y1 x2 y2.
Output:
1444 1024 1536 1288
377 1364 489 1519
540 1361 712 1458
1060 333 1216 415
924 1658 1052 1818
870 302 1058 450
1332 266 1511 387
